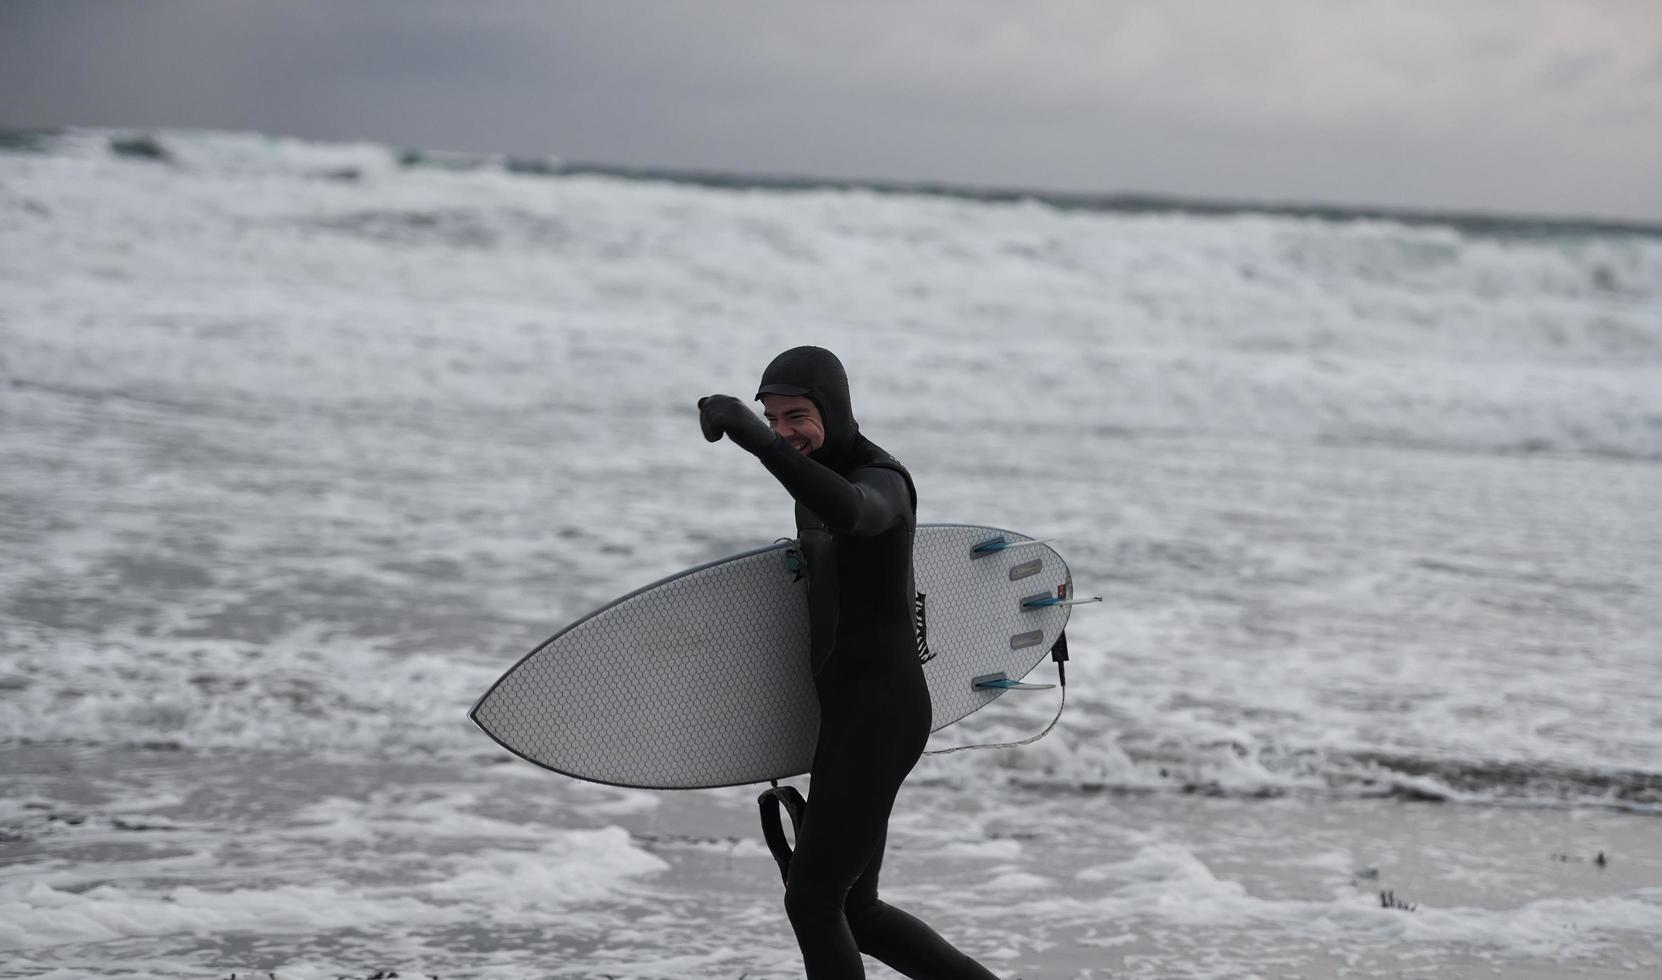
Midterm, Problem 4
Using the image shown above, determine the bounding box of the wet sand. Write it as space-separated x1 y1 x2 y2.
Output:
4 745 1660 979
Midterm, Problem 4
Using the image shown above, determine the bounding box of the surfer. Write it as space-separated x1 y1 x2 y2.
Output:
700 347 998 980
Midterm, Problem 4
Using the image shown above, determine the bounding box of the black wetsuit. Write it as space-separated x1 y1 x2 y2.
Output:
701 347 997 980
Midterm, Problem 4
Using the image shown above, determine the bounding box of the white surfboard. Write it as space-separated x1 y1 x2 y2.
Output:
470 524 1083 789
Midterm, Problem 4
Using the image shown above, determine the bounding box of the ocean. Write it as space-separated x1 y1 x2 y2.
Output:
2 128 1660 979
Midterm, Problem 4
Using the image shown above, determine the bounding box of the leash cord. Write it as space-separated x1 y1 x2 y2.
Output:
923 674 1066 756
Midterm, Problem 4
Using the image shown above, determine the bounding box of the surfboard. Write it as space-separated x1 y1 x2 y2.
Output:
470 523 1084 789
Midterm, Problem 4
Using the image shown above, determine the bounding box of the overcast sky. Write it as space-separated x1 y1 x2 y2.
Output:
4 0 1660 221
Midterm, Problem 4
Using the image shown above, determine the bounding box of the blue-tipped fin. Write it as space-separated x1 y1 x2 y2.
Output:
973 671 1056 691
1021 595 1103 609
971 536 1054 559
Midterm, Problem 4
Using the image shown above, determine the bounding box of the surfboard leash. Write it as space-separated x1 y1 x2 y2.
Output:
757 634 1071 883
923 630 1071 757
757 781 806 885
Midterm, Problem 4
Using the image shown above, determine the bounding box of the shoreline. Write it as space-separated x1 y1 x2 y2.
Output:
8 745 1659 979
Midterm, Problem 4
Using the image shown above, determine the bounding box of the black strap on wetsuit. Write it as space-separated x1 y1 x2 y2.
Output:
757 781 807 884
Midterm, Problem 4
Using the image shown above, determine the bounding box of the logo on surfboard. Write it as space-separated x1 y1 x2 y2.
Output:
915 591 934 665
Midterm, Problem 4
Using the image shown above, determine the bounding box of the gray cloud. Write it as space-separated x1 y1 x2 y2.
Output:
3 0 1659 220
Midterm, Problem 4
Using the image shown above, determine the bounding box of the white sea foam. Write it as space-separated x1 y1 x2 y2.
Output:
3 127 1661 978
0 879 458 950
4 127 1661 809
0 821 666 949
4 129 1658 457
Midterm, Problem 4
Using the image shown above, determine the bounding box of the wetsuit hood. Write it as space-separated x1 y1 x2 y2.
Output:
755 346 864 472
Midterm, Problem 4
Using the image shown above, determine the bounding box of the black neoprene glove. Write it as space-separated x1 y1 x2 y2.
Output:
698 394 778 454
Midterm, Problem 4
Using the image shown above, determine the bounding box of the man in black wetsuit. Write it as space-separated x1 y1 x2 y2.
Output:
699 347 998 980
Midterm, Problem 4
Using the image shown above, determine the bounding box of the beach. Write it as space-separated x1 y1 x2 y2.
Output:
6 743 1661 978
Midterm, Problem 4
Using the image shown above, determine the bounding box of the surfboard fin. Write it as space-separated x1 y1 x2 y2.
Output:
973 671 1055 691
971 536 1055 558
1020 595 1103 609
757 782 806 886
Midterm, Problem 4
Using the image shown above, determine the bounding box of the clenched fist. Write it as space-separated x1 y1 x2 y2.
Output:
698 394 778 454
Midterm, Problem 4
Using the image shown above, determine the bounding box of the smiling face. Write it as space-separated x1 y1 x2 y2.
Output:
760 393 826 454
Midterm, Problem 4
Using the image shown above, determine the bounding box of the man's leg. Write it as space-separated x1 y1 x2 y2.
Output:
782 723 895 979
844 831 1001 980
